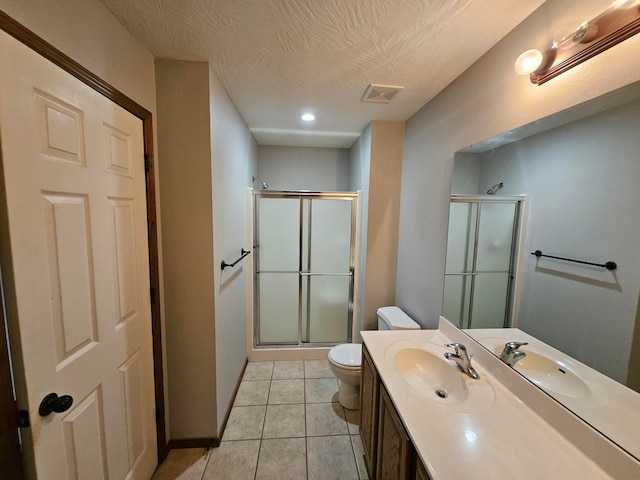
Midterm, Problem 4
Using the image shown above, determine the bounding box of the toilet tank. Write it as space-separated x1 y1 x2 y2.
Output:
376 306 420 330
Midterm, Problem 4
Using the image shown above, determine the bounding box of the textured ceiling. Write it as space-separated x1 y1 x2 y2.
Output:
100 0 544 147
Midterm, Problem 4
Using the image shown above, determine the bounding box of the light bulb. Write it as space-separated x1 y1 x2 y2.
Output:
301 112 315 122
612 0 640 8
514 49 543 75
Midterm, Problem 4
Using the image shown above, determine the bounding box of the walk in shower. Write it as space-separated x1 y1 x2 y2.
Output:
443 195 524 329
253 191 357 347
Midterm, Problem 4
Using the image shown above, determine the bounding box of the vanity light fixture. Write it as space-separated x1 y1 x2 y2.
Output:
516 1 640 84
300 112 315 122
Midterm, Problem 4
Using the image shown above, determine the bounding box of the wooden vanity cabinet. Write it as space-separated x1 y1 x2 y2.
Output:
414 459 431 480
377 384 414 479
360 344 432 480
360 344 380 478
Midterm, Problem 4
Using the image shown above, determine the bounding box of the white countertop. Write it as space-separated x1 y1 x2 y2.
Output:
466 327 640 462
361 328 614 479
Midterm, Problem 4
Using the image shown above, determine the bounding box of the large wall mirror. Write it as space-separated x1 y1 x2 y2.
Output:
445 80 640 461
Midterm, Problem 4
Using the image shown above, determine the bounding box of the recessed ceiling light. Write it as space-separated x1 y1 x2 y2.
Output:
301 112 315 122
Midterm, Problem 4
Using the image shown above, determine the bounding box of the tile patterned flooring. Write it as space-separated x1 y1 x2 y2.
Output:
152 360 369 480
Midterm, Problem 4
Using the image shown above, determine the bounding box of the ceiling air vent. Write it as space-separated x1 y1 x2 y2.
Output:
361 84 404 103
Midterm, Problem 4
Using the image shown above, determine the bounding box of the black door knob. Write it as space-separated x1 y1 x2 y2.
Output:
39 393 74 416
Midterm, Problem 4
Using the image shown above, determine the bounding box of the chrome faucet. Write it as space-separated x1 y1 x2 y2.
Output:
444 343 480 379
499 341 528 367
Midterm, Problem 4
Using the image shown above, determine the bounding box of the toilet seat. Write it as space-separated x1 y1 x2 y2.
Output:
328 343 362 369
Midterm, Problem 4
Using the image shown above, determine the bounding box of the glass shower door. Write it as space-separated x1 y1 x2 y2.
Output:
443 197 521 329
302 198 353 343
472 203 518 328
255 193 355 346
443 202 477 328
256 197 300 343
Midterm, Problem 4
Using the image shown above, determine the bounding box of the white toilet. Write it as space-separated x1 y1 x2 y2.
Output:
328 306 420 409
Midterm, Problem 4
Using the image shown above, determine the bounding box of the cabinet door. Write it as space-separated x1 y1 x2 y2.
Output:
360 345 379 479
377 385 414 480
414 456 432 480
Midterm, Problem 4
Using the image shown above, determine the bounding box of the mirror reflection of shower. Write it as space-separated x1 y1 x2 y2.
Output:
252 175 268 189
486 182 504 195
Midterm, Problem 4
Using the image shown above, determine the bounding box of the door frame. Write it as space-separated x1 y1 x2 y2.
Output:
0 11 168 471
0 266 23 479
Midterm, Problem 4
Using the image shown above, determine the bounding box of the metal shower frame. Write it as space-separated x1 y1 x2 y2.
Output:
253 190 358 348
446 195 525 329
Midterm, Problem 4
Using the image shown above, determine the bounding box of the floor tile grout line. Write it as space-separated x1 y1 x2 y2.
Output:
214 360 352 480
344 410 362 480
254 362 273 480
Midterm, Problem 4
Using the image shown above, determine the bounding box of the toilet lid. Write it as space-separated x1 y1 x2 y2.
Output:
329 343 362 368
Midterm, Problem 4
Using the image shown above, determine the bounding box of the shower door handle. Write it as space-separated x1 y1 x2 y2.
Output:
444 272 478 276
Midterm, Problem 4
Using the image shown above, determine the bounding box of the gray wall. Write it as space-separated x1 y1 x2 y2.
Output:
156 59 258 440
363 122 405 331
348 122 405 335
257 145 350 190
450 153 481 194
396 0 640 330
156 60 217 439
349 125 372 338
210 64 258 434
475 101 640 383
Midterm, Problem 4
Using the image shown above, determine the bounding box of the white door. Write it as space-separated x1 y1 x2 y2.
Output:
0 31 157 479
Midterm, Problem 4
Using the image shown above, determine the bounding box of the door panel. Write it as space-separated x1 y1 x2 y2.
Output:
255 194 355 346
442 274 472 329
476 203 516 272
258 197 300 272
119 351 145 469
0 30 156 479
62 389 108 480
42 193 98 366
443 198 519 329
307 276 350 343
308 199 352 273
258 273 299 344
111 198 139 327
472 272 511 329
445 202 477 274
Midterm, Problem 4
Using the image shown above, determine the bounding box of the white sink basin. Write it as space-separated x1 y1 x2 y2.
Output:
491 344 590 398
385 339 495 412
393 347 469 403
